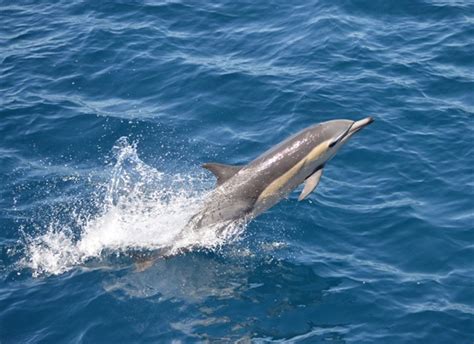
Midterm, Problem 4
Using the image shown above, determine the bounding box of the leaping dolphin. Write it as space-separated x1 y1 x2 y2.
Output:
134 117 374 268
187 117 374 231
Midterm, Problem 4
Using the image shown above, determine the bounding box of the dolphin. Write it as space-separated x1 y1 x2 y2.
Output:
133 117 374 269
187 117 374 231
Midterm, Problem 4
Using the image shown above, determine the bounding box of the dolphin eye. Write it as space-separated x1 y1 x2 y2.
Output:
328 124 353 148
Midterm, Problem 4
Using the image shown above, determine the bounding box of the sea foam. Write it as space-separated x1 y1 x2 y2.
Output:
23 137 245 276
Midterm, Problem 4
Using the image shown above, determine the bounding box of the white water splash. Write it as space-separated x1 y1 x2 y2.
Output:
22 137 245 276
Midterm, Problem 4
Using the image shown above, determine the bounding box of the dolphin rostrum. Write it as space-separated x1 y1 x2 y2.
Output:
187 117 374 231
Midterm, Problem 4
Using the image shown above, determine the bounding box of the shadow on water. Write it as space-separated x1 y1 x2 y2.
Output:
103 251 349 342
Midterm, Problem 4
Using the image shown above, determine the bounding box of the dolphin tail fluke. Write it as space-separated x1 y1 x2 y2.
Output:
131 247 173 272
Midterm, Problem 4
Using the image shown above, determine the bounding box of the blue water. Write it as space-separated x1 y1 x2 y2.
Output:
1 0 473 342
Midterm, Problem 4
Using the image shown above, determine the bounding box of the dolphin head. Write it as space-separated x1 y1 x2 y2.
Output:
305 117 374 166
326 117 374 147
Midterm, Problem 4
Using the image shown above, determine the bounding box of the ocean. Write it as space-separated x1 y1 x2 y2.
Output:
1 0 473 342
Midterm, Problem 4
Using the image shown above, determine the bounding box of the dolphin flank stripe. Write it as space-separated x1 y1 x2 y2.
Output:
257 154 305 202
306 140 331 163
256 140 329 203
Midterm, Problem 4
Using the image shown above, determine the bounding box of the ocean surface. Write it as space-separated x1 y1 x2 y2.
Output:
1 1 473 343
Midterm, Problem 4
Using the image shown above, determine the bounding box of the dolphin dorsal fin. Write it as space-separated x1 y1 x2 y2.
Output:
202 162 242 186
298 167 324 201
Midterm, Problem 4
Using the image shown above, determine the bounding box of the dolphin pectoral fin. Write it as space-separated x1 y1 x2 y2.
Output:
298 168 323 201
202 163 242 186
